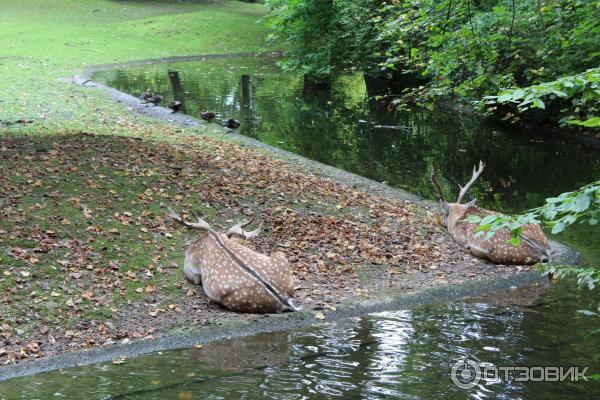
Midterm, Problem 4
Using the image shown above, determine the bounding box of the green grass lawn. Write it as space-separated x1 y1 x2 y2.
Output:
0 0 269 132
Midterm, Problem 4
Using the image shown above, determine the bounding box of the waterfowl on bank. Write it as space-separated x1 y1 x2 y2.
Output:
200 111 216 121
147 95 163 105
169 100 182 113
224 118 240 132
141 89 153 100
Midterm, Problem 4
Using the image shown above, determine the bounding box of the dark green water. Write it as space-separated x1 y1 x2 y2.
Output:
2 282 599 399
92 56 600 264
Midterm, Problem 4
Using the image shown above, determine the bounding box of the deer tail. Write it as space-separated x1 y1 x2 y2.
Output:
283 298 301 312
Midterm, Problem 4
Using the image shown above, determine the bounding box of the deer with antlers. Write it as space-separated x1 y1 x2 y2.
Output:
169 209 298 313
431 161 550 265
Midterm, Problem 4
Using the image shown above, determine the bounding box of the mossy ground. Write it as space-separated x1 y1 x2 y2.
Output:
0 0 520 365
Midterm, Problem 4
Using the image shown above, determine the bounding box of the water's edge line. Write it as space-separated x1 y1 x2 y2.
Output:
0 271 545 381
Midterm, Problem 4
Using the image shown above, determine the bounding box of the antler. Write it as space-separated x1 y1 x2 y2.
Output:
456 160 485 204
430 165 447 203
226 217 262 239
168 208 213 231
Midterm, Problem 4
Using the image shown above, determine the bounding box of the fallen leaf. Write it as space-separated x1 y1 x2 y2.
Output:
178 392 193 400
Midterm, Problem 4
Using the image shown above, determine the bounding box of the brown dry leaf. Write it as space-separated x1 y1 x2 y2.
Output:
178 392 193 400
82 207 93 219
145 284 156 293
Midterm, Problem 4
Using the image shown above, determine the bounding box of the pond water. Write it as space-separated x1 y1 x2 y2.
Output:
2 281 599 399
92 55 600 264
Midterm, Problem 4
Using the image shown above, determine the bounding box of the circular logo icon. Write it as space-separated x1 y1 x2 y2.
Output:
451 359 481 389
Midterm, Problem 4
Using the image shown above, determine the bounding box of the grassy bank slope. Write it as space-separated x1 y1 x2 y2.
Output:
0 0 268 130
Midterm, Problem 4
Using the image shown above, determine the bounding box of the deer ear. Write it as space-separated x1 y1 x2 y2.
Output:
465 198 477 206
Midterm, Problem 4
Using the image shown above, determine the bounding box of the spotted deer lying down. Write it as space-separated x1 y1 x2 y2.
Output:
169 209 298 313
431 162 550 265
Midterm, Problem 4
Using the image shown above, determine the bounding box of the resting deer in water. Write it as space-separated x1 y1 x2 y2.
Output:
169 209 298 313
431 161 550 265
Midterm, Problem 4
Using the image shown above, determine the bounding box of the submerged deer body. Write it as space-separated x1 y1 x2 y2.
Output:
432 162 549 265
170 209 297 313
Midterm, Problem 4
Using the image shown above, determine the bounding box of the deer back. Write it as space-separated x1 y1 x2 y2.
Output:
448 203 549 265
187 232 295 313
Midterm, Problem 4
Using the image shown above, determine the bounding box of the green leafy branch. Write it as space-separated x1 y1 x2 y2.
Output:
540 264 600 291
471 180 600 246
482 67 600 127
470 180 600 292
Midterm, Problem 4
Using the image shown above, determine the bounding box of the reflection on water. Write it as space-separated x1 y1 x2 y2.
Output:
2 282 599 399
91 56 600 263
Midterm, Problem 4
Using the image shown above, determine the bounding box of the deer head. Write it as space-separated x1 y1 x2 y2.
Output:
432 161 485 239
169 208 298 313
431 162 550 265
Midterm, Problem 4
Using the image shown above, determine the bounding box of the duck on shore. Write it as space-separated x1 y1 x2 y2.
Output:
200 111 216 121
224 118 240 132
169 100 182 113
141 89 154 101
147 95 163 105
